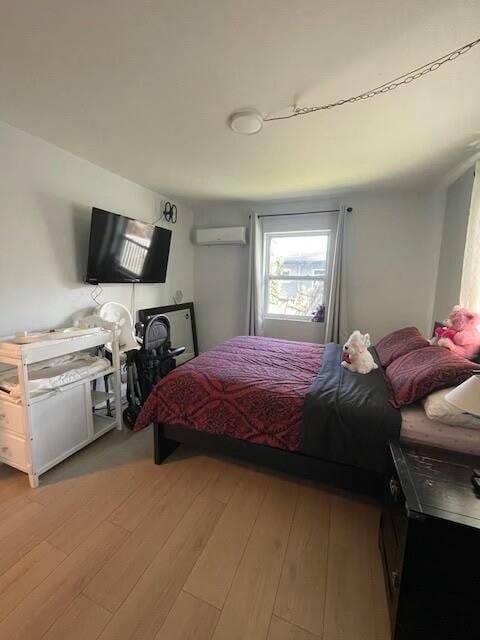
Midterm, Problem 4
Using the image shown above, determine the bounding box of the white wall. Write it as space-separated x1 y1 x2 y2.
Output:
433 167 475 322
0 120 194 336
193 203 251 352
345 190 444 342
194 190 444 351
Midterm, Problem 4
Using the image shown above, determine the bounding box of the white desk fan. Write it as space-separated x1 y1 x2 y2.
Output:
99 302 143 429
98 302 140 353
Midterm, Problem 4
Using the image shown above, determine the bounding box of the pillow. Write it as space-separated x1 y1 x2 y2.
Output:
386 346 478 408
375 326 430 368
423 387 480 429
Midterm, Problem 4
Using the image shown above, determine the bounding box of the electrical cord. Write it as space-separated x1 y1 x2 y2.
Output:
90 284 104 306
163 202 177 224
130 282 136 319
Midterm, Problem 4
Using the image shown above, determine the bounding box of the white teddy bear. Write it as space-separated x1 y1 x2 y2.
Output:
341 330 378 374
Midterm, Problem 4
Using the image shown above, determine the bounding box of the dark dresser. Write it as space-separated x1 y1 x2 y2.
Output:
380 441 480 639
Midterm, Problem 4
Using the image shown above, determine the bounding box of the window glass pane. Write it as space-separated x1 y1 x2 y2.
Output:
267 279 325 317
268 235 328 277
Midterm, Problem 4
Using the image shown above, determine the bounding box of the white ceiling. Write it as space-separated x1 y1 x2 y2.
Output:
0 1 479 203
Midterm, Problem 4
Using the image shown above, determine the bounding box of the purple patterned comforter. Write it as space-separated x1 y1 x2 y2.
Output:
135 335 324 451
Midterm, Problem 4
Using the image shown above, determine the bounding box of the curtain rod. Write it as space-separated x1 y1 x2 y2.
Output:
256 207 352 219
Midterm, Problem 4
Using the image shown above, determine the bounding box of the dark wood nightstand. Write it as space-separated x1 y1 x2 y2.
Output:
380 440 480 639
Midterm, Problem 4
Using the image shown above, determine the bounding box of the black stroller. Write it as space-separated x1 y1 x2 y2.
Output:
123 314 185 429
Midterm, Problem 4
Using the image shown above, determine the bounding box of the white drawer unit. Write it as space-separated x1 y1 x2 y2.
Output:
0 430 27 470
0 329 122 487
0 399 25 435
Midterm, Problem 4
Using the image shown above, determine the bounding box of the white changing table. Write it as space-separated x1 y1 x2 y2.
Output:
0 329 122 487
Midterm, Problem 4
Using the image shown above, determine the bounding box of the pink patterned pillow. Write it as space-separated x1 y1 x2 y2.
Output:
386 346 478 408
376 327 429 368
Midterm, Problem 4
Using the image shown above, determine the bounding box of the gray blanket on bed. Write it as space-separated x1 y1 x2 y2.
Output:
301 343 401 474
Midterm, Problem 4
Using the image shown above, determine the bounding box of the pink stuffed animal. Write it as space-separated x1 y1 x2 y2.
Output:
432 305 480 359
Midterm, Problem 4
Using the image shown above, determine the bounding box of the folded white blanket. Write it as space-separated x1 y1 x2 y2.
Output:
0 353 110 402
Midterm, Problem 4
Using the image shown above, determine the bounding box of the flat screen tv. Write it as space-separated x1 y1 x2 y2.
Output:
86 208 172 284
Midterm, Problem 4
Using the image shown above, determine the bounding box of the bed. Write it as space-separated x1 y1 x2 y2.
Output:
134 335 402 497
401 404 480 455
134 331 479 497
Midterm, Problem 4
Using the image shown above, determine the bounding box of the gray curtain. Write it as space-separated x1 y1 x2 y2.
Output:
325 205 349 343
246 212 264 335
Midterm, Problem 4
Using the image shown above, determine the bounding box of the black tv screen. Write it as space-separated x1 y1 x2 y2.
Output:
86 208 172 284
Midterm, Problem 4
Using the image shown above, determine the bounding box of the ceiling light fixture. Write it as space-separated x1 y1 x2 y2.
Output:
228 36 480 135
228 109 264 135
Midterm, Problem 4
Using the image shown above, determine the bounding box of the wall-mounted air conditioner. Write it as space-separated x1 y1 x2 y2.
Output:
193 226 247 245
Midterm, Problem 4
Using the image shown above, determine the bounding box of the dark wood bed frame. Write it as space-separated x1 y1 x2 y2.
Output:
153 422 385 498
151 321 480 500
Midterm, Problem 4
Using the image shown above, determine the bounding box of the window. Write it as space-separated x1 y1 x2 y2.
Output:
264 231 330 320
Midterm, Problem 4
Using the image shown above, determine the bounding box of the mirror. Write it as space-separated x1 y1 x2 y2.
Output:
137 303 198 365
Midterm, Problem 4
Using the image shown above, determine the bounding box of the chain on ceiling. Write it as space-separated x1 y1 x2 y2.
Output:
263 36 480 124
